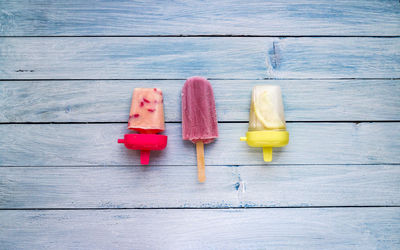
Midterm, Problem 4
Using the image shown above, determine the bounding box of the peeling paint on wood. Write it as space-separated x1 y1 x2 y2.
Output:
0 37 399 79
1 80 398 122
0 208 399 249
0 165 399 208
0 123 399 166
1 0 400 36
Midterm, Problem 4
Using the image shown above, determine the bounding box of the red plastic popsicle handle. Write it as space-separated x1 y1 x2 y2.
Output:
140 150 150 165
118 134 167 165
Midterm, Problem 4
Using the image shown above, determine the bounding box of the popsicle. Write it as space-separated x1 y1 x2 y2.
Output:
240 85 289 162
182 76 218 182
118 88 168 165
128 88 165 134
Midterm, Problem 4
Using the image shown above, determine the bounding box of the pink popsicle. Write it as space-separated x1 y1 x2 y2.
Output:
182 77 218 143
182 76 218 182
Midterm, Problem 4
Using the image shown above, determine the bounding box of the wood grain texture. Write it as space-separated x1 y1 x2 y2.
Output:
1 80 399 122
1 37 399 79
1 208 399 249
0 123 399 166
1 0 399 248
1 0 400 36
1 165 399 208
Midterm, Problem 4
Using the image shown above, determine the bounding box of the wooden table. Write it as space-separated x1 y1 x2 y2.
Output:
1 1 399 249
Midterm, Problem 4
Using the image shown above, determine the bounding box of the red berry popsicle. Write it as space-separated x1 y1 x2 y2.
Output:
128 88 165 133
118 88 167 165
182 77 218 182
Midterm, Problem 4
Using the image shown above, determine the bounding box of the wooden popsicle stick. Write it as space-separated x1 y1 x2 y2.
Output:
196 141 206 183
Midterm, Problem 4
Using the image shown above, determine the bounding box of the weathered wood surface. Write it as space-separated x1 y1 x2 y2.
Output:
1 0 400 248
1 37 399 79
1 165 399 209
1 0 400 36
1 208 399 249
1 80 399 122
0 123 399 166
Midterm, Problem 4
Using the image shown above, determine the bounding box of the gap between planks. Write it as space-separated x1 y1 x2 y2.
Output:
1 35 400 38
1 206 400 211
2 78 400 81
1 121 399 125
1 163 400 167
1 163 397 167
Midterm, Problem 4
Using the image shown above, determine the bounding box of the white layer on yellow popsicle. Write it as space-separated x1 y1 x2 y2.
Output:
248 85 286 131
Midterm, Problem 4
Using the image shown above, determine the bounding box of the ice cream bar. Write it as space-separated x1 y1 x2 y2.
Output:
182 76 218 182
128 88 165 134
118 88 167 165
240 85 289 162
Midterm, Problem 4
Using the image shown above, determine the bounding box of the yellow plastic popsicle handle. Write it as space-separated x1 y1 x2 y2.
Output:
263 147 272 162
240 130 289 162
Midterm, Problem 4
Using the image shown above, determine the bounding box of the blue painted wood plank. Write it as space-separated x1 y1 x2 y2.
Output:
0 165 399 208
0 1 398 248
1 208 399 249
1 0 400 36
1 80 399 122
1 37 399 79
0 123 399 166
